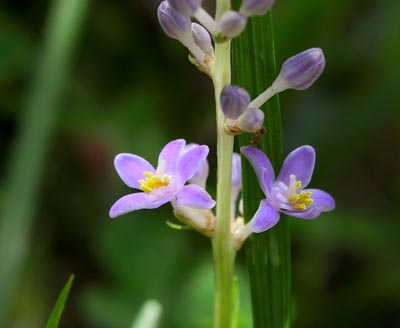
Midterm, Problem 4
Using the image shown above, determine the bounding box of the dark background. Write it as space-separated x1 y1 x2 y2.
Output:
0 0 399 327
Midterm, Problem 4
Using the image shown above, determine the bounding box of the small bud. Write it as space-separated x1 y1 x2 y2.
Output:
240 0 275 17
219 11 247 39
220 85 251 120
168 0 203 17
277 48 326 90
236 108 264 133
158 1 191 40
191 23 214 55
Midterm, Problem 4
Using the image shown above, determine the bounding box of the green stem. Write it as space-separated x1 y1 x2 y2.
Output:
211 2 236 324
0 0 89 324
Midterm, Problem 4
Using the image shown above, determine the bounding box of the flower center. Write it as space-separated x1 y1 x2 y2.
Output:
139 171 170 193
286 175 313 211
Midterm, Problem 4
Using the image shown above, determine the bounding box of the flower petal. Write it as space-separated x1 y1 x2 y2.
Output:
114 153 155 189
251 199 280 233
241 146 275 197
109 192 172 218
282 188 335 219
231 153 242 192
231 153 242 218
175 184 216 209
277 145 315 188
157 139 186 175
186 144 209 189
177 145 209 184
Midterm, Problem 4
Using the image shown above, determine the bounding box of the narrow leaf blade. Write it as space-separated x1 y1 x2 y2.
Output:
44 274 74 328
232 10 292 328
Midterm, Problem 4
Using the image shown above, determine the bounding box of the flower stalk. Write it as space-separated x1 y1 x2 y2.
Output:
212 38 236 327
211 0 237 325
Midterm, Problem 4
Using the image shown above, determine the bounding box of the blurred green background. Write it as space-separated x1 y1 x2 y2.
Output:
0 0 399 327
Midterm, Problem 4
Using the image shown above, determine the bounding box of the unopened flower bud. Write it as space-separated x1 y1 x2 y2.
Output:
236 108 264 133
158 1 191 40
168 0 203 17
219 11 247 39
220 85 251 120
277 48 326 90
240 0 275 17
191 23 214 55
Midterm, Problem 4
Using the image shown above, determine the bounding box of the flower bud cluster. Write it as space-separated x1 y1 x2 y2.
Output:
221 48 326 129
157 0 279 75
221 48 325 136
157 1 214 75
220 85 265 135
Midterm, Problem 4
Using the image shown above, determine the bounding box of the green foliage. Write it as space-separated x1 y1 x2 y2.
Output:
0 0 400 327
45 275 74 328
0 0 89 324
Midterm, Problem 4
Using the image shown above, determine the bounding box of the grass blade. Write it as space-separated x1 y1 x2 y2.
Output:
232 10 292 328
0 0 89 323
44 275 74 328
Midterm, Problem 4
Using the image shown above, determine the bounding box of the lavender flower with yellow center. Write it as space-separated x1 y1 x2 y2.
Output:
109 139 215 218
241 145 335 232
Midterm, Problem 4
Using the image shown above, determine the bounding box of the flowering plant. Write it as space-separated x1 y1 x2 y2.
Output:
109 0 335 326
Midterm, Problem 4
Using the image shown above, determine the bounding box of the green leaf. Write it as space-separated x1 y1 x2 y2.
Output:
44 275 74 328
232 9 292 328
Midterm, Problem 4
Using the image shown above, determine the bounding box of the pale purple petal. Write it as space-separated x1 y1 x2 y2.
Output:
114 154 155 189
185 144 209 189
277 145 315 188
251 199 280 233
231 153 242 190
109 192 172 218
231 153 242 217
188 156 209 189
157 139 185 175
282 189 335 219
241 146 275 197
177 145 209 184
175 184 216 209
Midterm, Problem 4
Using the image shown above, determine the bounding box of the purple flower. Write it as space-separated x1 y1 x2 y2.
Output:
241 145 335 233
191 23 214 56
277 48 326 90
110 139 215 218
219 11 247 39
158 1 191 40
231 153 242 217
186 143 209 189
220 85 251 120
235 108 264 133
240 0 275 17
168 0 203 17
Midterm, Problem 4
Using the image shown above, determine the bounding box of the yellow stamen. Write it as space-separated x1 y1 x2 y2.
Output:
139 171 170 193
288 194 300 203
289 190 313 211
